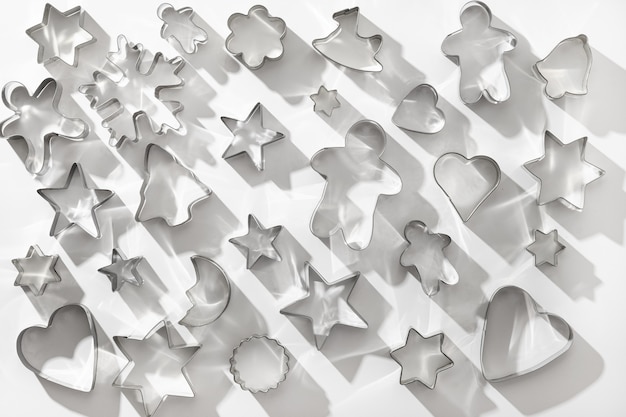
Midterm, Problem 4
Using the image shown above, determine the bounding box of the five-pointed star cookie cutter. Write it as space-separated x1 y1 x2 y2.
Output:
229 214 283 269
97 248 144 291
229 334 289 393
12 245 62 296
157 3 208 54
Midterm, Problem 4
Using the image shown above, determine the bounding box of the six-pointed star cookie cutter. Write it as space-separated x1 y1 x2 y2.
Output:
229 334 289 393
12 245 62 296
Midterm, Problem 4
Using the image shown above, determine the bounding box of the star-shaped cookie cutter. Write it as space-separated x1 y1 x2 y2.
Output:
157 3 207 54
12 245 61 296
97 248 144 291
310 85 341 117
229 214 283 269
523 131 605 210
280 263 367 350
526 229 565 267
37 163 114 238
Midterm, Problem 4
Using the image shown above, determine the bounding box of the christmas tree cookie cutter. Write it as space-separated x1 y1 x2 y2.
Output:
312 7 382 72
13 245 62 296
229 335 289 393
157 3 208 54
392 84 446 134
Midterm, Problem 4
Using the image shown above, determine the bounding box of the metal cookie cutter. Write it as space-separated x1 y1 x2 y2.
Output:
179 256 231 327
310 120 402 250
312 7 382 72
229 335 289 393
13 245 61 296
400 220 459 296
280 263 367 350
79 35 185 147
113 321 200 417
523 131 604 210
390 328 453 389
229 214 283 269
26 3 95 67
434 152 501 222
17 304 98 392
393 84 446 134
98 248 144 291
225 5 286 70
157 3 208 54
310 85 341 117
441 1 517 104
526 229 565 267
220 102 285 171
534 35 592 100
38 163 115 238
481 286 573 382
136 143 211 227
0 78 88 175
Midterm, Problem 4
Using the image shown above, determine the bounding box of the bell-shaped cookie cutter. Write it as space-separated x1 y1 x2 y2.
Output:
229 334 289 393
12 245 62 296
392 84 446 134
157 3 208 54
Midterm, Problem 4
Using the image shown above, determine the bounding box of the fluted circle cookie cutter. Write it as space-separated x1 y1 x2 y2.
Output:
229 334 289 393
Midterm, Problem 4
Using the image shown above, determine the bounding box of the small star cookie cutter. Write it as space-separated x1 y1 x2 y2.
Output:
136 143 211 226
229 214 283 269
392 84 446 134
229 334 289 393
98 248 144 291
313 7 383 72
310 85 341 117
533 34 592 100
0 78 88 175
157 3 208 54
26 3 95 67
310 120 402 250
400 220 459 296
37 163 115 238
225 5 286 70
12 245 62 296
523 131 604 210
390 328 454 389
441 1 517 104
526 229 566 267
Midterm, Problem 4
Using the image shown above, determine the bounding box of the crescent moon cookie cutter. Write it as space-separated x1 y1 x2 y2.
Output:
157 3 208 54
229 334 290 393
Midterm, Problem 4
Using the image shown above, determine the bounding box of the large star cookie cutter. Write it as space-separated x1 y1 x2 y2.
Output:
523 131 604 210
0 78 88 175
79 35 185 147
157 3 208 54
17 304 98 392
534 34 592 100
13 245 62 296
392 84 446 134
229 335 289 393
481 286 573 382
229 214 283 269
441 1 517 104
113 321 200 417
225 5 286 70
313 7 382 72
37 163 114 238
26 3 95 67
280 263 367 350
136 143 211 226
310 120 402 250
400 220 459 296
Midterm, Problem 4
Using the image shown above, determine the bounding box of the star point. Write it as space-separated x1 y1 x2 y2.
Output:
229 214 283 269
526 229 565 267
98 248 144 291
12 245 61 296
310 85 341 117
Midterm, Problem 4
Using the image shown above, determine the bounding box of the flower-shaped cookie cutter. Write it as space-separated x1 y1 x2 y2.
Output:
229 335 289 393
392 84 446 134
157 3 207 54
225 5 286 70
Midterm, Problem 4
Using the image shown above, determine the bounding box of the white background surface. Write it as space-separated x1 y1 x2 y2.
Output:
0 0 625 416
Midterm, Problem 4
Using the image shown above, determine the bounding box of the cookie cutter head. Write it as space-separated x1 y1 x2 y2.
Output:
225 5 286 70
400 220 459 296
0 78 88 175
392 84 446 134
310 120 402 250
523 131 604 210
229 214 283 269
12 245 61 296
179 255 231 327
441 1 517 104
312 7 382 72
37 163 115 238
17 304 98 392
136 143 211 226
534 34 592 100
229 335 289 393
157 3 208 54
98 248 144 291
481 286 573 382
526 229 565 267
434 152 501 222
390 328 453 389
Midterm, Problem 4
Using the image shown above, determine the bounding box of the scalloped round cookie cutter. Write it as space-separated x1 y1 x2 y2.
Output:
229 334 289 393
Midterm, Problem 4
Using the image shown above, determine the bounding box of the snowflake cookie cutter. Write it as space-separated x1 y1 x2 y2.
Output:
229 335 289 393
392 84 446 134
17 304 98 392
229 214 283 269
434 152 501 222
533 34 592 100
481 286 573 382
312 7 382 72
523 131 604 210
441 1 517 104
13 245 62 296
157 3 208 54
37 163 115 238
400 220 459 296
310 120 402 250
225 5 286 70
79 35 185 147
0 78 88 175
